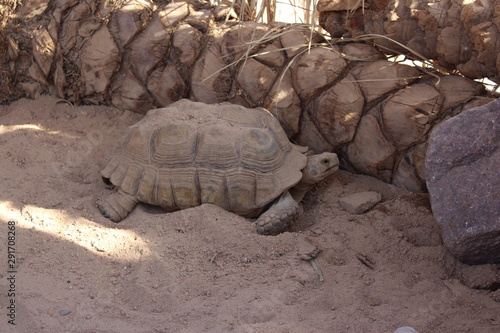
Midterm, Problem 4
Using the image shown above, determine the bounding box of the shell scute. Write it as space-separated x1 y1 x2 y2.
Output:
136 167 156 203
155 171 175 210
109 162 128 187
240 128 286 172
125 128 151 163
198 169 228 209
169 168 201 209
196 125 240 168
225 167 258 216
120 165 143 194
152 123 195 167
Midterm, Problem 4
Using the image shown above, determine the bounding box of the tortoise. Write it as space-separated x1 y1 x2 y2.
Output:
97 99 339 235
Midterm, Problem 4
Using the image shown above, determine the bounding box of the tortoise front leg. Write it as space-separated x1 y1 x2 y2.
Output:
97 189 138 222
256 191 299 235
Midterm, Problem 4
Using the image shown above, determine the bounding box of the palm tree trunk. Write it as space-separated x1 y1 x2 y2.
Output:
318 0 500 83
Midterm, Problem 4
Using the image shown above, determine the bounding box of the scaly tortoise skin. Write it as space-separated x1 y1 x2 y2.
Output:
97 99 339 235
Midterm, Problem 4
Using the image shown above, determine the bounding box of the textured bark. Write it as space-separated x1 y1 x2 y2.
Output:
2 0 491 191
318 0 500 83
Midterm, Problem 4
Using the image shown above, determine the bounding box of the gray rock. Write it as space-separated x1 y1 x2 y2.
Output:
339 191 382 214
393 327 419 333
426 98 500 264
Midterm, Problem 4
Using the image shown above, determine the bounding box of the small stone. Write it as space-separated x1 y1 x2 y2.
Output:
59 310 71 316
339 191 382 214
297 236 321 260
313 229 323 235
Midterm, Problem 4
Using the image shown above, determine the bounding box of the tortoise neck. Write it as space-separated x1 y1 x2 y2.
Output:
290 183 313 203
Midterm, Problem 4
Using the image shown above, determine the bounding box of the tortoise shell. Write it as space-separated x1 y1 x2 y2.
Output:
101 99 307 217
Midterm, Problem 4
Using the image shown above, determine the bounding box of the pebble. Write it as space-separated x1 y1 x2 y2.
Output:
393 327 419 333
297 236 321 260
339 191 381 214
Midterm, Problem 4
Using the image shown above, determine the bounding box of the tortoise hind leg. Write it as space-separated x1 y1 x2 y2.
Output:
256 191 299 235
97 189 138 222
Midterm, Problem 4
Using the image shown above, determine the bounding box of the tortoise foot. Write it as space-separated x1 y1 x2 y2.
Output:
97 189 138 222
256 192 299 235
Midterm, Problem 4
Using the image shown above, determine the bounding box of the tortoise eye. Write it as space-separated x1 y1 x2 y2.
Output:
321 158 329 165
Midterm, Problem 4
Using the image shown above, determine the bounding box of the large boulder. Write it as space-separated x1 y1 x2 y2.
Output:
426 99 500 264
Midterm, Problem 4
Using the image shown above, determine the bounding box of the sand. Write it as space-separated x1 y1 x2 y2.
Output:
0 96 498 333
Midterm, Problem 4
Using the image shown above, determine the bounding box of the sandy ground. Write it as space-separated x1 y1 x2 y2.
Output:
0 96 499 333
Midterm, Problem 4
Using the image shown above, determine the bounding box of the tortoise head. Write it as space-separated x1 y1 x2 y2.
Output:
301 152 339 186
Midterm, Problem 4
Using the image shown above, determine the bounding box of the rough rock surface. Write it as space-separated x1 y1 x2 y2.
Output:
426 98 500 264
339 191 382 214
